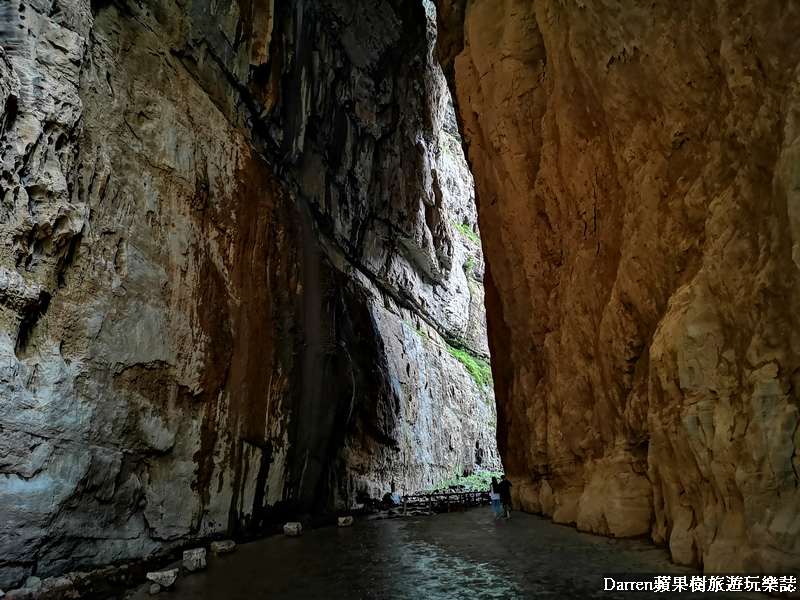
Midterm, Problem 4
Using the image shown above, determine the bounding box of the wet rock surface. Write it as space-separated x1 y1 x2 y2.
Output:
129 508 769 600
181 549 206 573
209 541 235 555
145 570 177 589
283 523 302 537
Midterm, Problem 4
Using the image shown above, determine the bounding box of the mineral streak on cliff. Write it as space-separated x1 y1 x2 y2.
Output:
11 0 797 587
0 0 498 586
437 0 800 573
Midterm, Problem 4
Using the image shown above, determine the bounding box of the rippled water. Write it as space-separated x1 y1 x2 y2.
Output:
133 508 769 600
385 538 519 599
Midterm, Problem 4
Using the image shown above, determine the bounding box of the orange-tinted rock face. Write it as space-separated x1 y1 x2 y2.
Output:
440 0 800 572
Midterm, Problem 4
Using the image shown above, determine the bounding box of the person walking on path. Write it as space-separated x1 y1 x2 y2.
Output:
497 475 513 519
489 477 502 519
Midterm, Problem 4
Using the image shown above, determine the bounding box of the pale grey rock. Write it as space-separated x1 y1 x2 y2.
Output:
35 577 72 597
283 523 302 537
148 583 161 596
209 541 235 554
338 516 354 527
145 570 177 589
182 548 206 573
0 0 498 588
0 268 43 314
22 579 38 590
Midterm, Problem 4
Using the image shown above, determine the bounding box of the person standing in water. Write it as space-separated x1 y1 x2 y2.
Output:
497 475 513 519
489 477 502 519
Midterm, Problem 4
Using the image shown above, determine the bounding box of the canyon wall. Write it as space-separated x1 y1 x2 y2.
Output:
0 0 498 587
438 0 800 573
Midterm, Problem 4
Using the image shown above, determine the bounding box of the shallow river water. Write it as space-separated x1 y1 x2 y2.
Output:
133 507 769 600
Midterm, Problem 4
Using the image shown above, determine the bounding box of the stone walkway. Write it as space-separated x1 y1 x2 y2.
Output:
133 508 770 599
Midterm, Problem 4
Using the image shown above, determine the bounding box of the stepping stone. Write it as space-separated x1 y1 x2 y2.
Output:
146 569 178 588
284 522 302 536
183 548 207 572
210 540 236 554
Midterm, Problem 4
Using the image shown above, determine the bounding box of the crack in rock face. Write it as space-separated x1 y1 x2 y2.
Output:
0 0 499 588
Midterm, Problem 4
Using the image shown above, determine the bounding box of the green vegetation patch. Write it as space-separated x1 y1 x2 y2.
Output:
427 471 504 491
446 343 493 389
463 256 477 297
452 220 481 244
402 320 430 340
463 256 476 276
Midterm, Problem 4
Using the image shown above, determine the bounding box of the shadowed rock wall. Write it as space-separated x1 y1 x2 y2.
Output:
0 0 498 586
437 0 800 573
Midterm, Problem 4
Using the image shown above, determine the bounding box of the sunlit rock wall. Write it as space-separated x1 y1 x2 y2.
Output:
0 0 497 586
437 0 800 573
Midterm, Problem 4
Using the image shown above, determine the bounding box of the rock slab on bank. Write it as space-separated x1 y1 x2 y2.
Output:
182 548 206 572
4 577 73 600
146 570 178 589
284 523 302 537
210 541 235 554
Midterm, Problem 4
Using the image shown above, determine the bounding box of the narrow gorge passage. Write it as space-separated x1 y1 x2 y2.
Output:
1 0 800 598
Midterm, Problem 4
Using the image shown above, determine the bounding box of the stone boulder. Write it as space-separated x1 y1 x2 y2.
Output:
283 523 302 537
38 578 73 599
146 569 178 589
149 583 161 596
337 517 354 527
182 548 206 572
4 577 73 600
210 541 236 554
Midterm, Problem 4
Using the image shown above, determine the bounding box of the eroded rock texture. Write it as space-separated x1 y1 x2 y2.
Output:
0 0 498 586
438 0 800 573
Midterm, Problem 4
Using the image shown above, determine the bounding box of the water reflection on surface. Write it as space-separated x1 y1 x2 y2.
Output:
133 508 768 600
142 512 518 599
388 538 519 599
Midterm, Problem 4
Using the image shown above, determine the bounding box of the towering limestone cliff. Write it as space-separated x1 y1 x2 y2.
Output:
4 0 799 588
0 0 497 587
437 0 800 574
